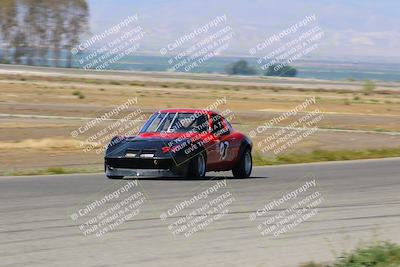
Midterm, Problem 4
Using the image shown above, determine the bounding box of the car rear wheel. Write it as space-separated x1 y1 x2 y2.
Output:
187 152 206 178
232 148 252 178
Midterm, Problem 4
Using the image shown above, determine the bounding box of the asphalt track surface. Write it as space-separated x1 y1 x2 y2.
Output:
1 158 399 267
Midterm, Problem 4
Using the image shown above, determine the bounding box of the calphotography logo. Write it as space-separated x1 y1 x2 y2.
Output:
250 178 325 238
160 14 235 72
249 14 325 76
73 14 146 70
69 181 147 238
159 179 236 238
158 96 236 168
70 97 145 155
249 97 324 159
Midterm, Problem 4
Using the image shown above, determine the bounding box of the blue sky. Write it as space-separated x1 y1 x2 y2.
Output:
87 0 400 61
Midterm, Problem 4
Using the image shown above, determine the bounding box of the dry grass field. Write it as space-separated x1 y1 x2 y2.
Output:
0 67 399 175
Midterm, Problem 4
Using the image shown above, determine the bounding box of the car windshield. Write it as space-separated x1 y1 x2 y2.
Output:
140 112 209 133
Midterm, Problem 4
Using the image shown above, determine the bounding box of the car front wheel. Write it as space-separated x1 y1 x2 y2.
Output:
187 152 206 178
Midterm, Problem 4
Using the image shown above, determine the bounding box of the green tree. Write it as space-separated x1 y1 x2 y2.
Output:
49 1 65 67
0 4 3 62
265 64 298 77
64 0 89 68
225 60 257 75
12 31 28 64
23 0 42 65
0 0 17 62
0 0 89 67
36 1 51 66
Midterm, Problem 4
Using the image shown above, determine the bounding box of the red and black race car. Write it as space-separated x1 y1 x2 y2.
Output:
104 109 252 179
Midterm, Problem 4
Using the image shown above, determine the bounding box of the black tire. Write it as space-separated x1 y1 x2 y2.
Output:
107 176 123 179
232 148 252 178
187 152 206 178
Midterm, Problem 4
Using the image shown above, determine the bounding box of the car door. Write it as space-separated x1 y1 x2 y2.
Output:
221 119 241 167
207 114 232 170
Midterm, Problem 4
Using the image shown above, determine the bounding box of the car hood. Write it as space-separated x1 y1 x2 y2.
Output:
105 132 204 157
134 132 202 140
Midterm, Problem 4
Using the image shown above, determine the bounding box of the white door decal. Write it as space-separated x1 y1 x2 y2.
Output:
219 141 229 160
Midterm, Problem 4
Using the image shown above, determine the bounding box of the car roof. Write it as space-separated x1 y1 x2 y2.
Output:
158 108 218 115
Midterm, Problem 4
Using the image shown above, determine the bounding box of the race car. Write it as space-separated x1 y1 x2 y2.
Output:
104 109 252 179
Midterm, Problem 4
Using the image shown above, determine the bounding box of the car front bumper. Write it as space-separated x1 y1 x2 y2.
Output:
104 156 188 177
105 167 177 177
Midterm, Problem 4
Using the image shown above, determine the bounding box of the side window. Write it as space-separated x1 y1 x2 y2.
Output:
211 114 229 136
224 119 233 132
193 114 208 133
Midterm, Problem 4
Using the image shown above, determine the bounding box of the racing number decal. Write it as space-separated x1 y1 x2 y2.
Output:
219 141 229 160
